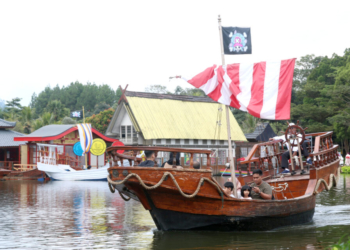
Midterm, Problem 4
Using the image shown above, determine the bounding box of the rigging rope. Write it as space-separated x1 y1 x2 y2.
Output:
107 171 225 208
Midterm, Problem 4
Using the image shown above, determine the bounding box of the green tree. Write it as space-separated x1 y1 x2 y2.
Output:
86 108 114 134
45 100 69 122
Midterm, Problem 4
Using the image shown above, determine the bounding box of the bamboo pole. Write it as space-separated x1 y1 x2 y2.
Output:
218 15 238 198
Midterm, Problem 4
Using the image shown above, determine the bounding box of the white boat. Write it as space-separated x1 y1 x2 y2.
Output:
37 162 108 181
36 144 108 181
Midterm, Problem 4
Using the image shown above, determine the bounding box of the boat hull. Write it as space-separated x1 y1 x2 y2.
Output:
108 159 339 231
147 198 315 231
37 162 108 181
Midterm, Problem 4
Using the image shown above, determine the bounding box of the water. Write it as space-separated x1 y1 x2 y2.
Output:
1 175 350 250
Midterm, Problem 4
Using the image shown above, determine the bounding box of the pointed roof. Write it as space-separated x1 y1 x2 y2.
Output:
14 124 118 142
107 91 247 141
245 123 276 142
0 118 16 128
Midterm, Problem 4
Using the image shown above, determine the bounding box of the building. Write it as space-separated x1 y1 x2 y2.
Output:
0 119 26 170
245 123 277 142
106 91 247 169
14 124 118 169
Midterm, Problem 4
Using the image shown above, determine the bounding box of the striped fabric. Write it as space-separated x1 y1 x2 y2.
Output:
186 58 296 120
77 123 93 155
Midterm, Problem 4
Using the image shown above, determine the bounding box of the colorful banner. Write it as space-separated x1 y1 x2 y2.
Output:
77 123 93 155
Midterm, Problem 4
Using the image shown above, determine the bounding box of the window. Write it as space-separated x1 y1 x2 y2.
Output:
219 140 224 145
184 139 189 145
218 150 226 165
175 139 181 144
202 140 207 145
156 139 162 144
193 139 198 145
120 125 137 144
211 140 216 145
166 139 171 144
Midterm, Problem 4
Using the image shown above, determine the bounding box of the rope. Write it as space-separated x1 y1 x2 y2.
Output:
107 172 225 207
313 173 338 194
118 191 131 201
108 182 116 193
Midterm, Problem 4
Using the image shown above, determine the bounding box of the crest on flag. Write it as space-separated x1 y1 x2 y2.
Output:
222 27 252 55
71 110 82 118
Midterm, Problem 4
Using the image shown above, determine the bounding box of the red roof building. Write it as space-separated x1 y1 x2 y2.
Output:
14 124 119 169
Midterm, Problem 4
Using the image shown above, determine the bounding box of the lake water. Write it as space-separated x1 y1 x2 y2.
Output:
1 175 350 249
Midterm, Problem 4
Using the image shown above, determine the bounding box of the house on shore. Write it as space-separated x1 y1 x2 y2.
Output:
105 91 250 171
245 123 277 143
14 124 119 169
0 119 26 171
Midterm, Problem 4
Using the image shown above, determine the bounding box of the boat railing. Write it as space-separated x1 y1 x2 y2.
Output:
309 145 339 168
238 139 284 174
106 146 213 169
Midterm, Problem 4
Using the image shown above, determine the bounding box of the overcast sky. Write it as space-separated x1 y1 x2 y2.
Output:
1 0 349 106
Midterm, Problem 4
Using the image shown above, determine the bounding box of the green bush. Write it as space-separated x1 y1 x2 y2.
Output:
341 166 350 173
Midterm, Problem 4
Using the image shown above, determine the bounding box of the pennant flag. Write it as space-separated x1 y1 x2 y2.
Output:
185 59 296 120
222 27 252 55
77 123 93 155
70 110 82 118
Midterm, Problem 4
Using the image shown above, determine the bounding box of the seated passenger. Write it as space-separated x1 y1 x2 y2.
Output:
138 150 156 167
228 176 242 195
163 152 183 169
241 185 252 200
250 169 272 200
223 182 235 198
193 161 200 169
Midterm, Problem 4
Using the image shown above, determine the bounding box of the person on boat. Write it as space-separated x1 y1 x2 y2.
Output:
162 152 183 169
138 150 156 167
228 176 242 195
193 161 200 169
270 123 309 175
223 182 235 198
250 169 272 200
241 185 252 200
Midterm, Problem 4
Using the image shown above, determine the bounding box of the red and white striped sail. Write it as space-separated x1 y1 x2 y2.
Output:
185 58 296 120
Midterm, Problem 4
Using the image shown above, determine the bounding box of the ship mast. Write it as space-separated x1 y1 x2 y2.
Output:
218 15 238 198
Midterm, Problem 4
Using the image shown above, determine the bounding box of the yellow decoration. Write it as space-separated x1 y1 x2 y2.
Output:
90 139 107 156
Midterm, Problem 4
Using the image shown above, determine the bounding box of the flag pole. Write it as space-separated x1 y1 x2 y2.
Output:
83 106 88 169
218 15 238 198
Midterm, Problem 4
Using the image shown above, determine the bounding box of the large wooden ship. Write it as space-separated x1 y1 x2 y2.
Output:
106 126 340 231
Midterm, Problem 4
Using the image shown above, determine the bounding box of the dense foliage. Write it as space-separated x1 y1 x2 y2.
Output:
85 108 114 134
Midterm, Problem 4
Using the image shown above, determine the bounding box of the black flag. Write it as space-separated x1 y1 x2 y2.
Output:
222 27 252 55
70 110 82 118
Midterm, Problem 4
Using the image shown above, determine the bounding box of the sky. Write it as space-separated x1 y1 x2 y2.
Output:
1 0 349 106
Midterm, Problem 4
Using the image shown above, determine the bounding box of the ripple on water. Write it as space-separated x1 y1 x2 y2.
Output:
0 176 350 250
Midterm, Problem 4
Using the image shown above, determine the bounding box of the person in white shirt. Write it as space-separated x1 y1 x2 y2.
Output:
270 123 309 175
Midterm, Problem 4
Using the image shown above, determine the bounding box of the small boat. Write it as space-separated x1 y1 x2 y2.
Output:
36 144 108 181
106 127 340 231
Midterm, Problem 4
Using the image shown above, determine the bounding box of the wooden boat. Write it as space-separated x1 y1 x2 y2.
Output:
106 128 340 231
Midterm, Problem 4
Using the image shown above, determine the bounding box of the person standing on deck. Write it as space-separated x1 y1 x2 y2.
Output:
269 123 309 175
250 169 272 200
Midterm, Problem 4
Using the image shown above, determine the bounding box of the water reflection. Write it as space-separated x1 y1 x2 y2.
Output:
0 175 349 249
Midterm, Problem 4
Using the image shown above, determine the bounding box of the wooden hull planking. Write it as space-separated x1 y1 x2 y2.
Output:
108 159 339 231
